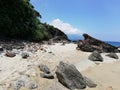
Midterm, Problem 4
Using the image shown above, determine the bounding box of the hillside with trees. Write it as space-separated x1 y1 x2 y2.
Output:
0 0 68 42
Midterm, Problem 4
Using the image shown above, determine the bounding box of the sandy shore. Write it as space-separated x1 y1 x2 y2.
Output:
0 43 120 90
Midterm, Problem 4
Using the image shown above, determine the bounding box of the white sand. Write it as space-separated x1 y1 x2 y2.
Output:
0 43 120 90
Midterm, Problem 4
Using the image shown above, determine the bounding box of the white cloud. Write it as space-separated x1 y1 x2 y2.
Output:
50 19 82 35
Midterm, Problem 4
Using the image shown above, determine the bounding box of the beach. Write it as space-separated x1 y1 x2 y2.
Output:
0 42 120 90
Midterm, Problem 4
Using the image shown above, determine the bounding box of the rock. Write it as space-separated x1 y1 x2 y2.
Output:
22 52 29 59
5 51 16 57
77 33 119 53
0 46 3 52
12 49 21 54
83 76 97 88
4 45 13 50
27 81 38 89
14 80 25 90
40 73 54 79
88 51 103 62
38 64 50 74
47 26 70 42
77 42 100 52
61 41 66 45
48 51 52 54
106 53 119 59
55 61 86 90
48 41 52 45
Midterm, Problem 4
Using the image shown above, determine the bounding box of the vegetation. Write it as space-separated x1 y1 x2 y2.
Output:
0 0 60 41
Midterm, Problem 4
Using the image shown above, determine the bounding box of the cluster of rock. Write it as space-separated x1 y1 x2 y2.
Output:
8 61 97 90
0 40 55 58
77 33 119 62
37 62 97 90
13 75 38 90
88 51 119 62
77 33 119 53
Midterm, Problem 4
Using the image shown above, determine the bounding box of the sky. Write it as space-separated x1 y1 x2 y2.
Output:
30 0 120 41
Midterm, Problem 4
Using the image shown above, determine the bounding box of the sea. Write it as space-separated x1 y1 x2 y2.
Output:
68 36 120 47
106 41 120 47
71 40 120 47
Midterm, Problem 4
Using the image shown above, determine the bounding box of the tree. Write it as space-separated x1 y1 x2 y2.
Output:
0 0 42 41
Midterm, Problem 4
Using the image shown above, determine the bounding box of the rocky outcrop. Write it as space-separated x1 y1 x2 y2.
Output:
106 53 119 59
77 33 119 53
88 51 103 62
55 62 97 90
46 26 70 43
55 61 86 89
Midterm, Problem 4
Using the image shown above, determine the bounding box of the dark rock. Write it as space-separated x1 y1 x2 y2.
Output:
83 76 97 88
14 80 25 90
77 33 119 53
0 47 4 53
106 53 119 59
40 73 54 79
5 51 16 57
48 51 52 53
46 26 70 42
38 64 50 74
61 41 66 46
0 47 3 52
48 41 53 45
22 52 29 59
55 61 86 90
88 51 103 62
4 45 13 50
51 36 69 43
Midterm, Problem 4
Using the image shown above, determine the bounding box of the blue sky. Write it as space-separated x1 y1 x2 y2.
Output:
30 0 120 41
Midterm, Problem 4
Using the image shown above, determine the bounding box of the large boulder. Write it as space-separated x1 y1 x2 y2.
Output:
55 61 86 90
77 33 119 53
88 51 103 62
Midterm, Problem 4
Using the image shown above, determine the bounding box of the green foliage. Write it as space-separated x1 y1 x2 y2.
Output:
0 0 66 41
0 0 41 41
